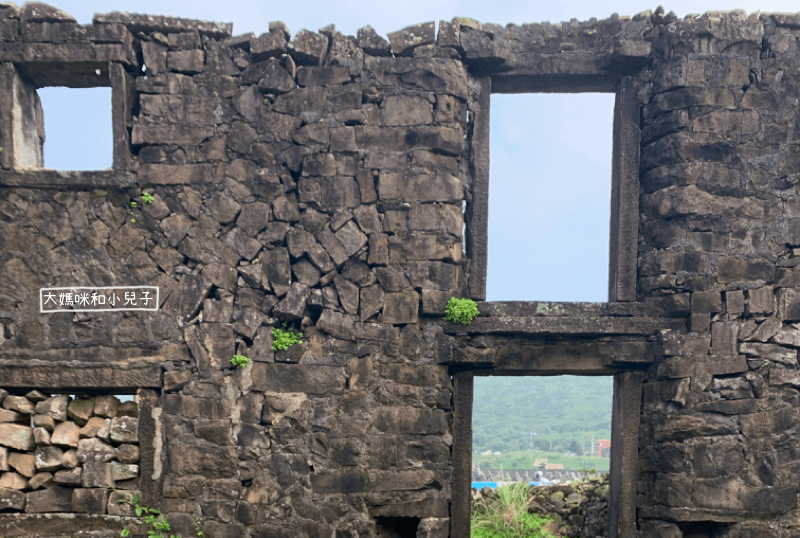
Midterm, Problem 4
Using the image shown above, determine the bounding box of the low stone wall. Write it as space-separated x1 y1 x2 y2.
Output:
0 390 140 514
472 476 609 538
472 467 589 483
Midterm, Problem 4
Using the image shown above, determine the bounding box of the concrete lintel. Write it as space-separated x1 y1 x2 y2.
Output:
442 315 685 336
0 364 163 390
476 301 652 318
0 169 135 187
451 338 654 372
0 42 135 67
0 514 128 536
491 72 620 93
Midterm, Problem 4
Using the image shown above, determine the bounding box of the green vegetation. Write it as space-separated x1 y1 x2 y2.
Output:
231 354 250 368
474 449 609 472
471 482 556 538
194 519 205 538
445 297 479 324
271 324 303 351
119 493 177 538
473 376 612 457
130 193 153 212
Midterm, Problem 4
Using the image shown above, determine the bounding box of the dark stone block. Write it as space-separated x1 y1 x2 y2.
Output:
25 486 72 512
251 363 346 394
273 282 310 322
317 309 355 340
742 486 797 514
357 25 391 56
168 443 238 477
72 488 109 514
259 247 292 297
297 66 349 86
387 22 435 56
374 407 447 434
311 470 366 494
272 87 326 116
254 58 294 93
251 30 286 61
0 487 25 511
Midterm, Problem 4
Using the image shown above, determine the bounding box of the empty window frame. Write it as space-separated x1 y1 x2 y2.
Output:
3 62 127 171
467 77 640 304
487 93 614 302
38 86 113 170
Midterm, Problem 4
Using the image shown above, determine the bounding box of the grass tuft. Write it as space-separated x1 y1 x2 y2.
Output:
471 482 558 538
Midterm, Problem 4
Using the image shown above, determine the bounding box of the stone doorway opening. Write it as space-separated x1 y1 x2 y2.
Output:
470 374 613 536
452 362 643 538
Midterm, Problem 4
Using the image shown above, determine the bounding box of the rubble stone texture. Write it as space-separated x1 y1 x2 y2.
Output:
0 392 139 515
2 3 800 538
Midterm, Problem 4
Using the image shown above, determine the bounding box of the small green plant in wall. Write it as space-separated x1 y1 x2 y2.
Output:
128 192 155 224
271 324 303 350
444 297 479 324
231 354 250 368
119 493 178 538
130 192 154 209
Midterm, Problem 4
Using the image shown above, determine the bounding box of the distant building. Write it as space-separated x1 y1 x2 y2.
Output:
545 463 564 470
598 439 611 457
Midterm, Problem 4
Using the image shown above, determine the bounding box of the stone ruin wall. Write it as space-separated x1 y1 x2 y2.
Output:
1 2 800 537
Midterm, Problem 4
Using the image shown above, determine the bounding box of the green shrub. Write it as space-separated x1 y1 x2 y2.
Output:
231 354 249 368
271 324 302 351
444 297 479 324
471 482 557 538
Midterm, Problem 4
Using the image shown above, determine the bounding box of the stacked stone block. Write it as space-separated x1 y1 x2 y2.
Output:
0 390 140 514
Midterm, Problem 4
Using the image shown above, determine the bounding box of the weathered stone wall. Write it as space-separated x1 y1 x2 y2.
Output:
2 2 800 537
636 9 800 537
1 3 462 537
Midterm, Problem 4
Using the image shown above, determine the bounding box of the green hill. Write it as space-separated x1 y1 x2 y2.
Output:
472 376 613 456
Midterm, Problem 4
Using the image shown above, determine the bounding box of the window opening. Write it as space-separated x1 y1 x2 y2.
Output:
38 87 113 170
487 93 614 302
9 63 113 171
